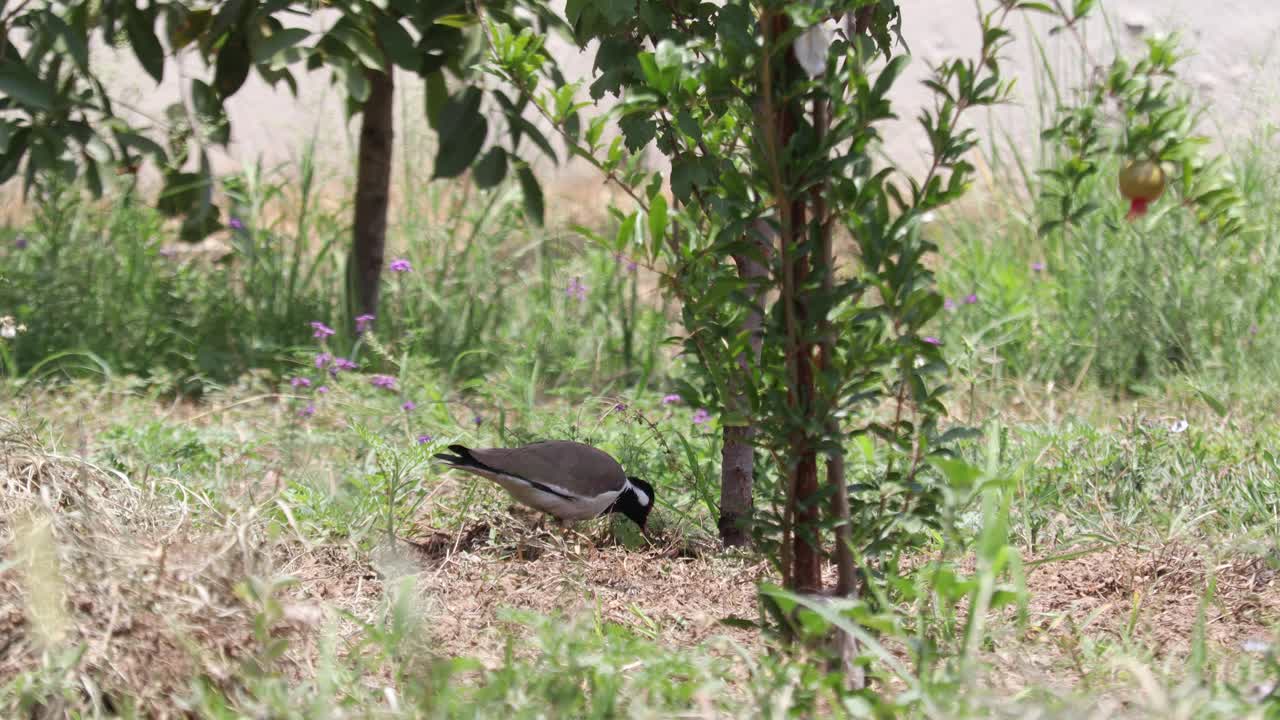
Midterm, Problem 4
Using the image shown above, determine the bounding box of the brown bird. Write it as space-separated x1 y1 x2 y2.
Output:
433 441 655 530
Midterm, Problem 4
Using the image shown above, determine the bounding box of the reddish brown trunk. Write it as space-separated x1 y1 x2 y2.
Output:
811 96 857 599
350 67 395 325
773 12 824 594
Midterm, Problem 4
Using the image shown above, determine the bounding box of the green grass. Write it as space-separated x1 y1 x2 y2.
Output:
2 372 1278 717
0 153 666 397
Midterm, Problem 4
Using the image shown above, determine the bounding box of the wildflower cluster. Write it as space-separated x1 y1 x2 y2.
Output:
289 317 435 445
290 319 366 419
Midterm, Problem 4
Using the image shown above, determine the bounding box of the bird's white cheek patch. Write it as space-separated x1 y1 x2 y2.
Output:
629 482 651 508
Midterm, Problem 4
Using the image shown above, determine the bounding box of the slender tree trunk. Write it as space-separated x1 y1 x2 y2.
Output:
718 221 773 547
763 10 823 594
719 425 755 547
811 97 857 599
349 67 395 325
813 92 864 690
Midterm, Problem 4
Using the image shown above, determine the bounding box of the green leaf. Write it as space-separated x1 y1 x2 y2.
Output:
345 65 371 103
0 61 57 111
167 7 212 51
84 157 103 197
669 155 709 202
648 192 667 248
1194 386 1228 418
116 131 166 160
424 71 447 130
516 165 544 226
126 7 165 84
215 32 252 98
872 55 910 102
0 128 30 184
157 171 204 217
375 14 419 71
472 146 508 189
432 87 487 178
328 20 386 71
252 27 310 65
597 0 636 25
190 79 229 144
433 14 477 29
506 113 558 164
433 117 486 178
929 457 982 493
46 14 90 72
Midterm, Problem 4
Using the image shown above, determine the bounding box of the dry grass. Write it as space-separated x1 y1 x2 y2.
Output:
2 391 1278 716
0 417 320 715
1024 542 1279 659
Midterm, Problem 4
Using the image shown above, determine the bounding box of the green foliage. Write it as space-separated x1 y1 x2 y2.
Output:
1039 32 1245 238
492 0 1043 589
934 31 1272 390
0 154 665 393
0 160 338 391
0 0 564 241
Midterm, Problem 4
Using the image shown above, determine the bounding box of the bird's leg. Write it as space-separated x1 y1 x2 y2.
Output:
554 516 568 543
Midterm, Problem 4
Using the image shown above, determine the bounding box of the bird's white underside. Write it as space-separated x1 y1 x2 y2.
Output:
464 467 625 521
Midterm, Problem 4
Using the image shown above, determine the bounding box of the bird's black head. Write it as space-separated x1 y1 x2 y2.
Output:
610 476 655 530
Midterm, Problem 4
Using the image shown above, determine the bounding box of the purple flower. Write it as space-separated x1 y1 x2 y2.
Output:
614 253 639 273
298 404 316 418
315 352 333 369
692 408 712 425
614 403 627 412
1031 262 1045 272
316 385 330 395
329 358 358 378
229 217 245 231
473 415 483 426
964 293 979 305
290 377 311 388
566 277 587 302
371 374 396 389
417 434 433 445
943 298 956 311
389 258 412 273
355 314 375 333
661 394 681 405
923 336 942 345
402 400 416 412
310 321 335 339
14 236 28 250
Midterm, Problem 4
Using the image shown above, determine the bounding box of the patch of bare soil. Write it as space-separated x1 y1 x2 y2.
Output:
281 517 769 665
1024 543 1279 656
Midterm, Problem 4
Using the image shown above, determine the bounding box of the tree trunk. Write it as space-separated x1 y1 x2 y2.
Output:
763 10 823 595
718 221 773 547
811 96 858 600
349 67 395 326
719 427 755 546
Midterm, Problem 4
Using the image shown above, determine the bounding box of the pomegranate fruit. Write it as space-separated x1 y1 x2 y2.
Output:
1118 159 1167 220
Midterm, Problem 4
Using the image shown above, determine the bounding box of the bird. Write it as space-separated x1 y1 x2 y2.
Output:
432 440 655 530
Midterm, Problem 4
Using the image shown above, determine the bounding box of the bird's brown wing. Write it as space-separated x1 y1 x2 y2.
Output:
467 441 626 498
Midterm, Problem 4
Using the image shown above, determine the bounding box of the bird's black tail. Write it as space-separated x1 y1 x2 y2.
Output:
433 444 488 471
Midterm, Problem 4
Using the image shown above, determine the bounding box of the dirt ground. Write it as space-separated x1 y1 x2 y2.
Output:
2 424 1277 713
